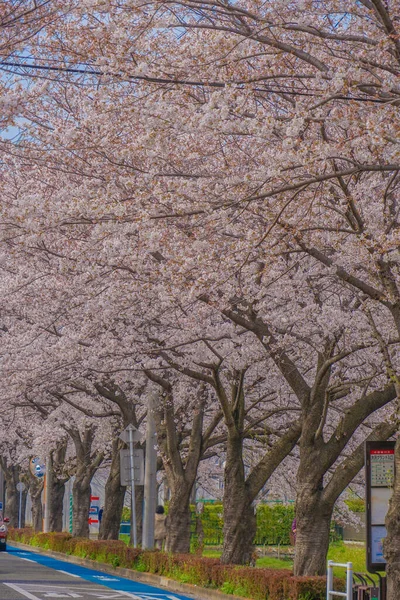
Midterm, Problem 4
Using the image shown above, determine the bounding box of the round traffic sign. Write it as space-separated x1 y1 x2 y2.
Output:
16 482 26 492
30 457 45 478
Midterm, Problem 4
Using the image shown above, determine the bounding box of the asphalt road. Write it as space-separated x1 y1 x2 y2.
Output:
0 546 192 600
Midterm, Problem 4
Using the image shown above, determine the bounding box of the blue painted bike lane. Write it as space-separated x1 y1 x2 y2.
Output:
7 545 194 600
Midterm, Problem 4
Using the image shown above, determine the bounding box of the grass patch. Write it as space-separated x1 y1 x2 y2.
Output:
257 556 294 569
328 542 368 575
205 541 370 579
202 548 223 558
119 534 130 545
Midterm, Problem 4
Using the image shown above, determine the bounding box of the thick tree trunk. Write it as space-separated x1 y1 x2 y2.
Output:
293 482 332 576
48 441 68 532
384 436 400 600
72 479 91 538
4 465 20 527
26 463 44 531
49 480 65 532
5 487 18 527
165 486 192 553
100 439 126 540
221 435 256 564
221 496 256 564
66 425 104 538
30 485 44 532
20 489 28 528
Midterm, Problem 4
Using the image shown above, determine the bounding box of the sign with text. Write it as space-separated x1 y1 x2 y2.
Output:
120 448 144 486
365 441 395 571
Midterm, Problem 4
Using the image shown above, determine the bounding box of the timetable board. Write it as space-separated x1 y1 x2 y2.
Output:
370 450 395 487
365 441 395 572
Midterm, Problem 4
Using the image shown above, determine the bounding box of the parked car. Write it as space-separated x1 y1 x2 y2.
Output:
0 517 10 551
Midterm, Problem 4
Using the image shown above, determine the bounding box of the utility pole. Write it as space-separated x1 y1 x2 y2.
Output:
43 454 51 533
142 393 158 549
128 425 138 547
0 468 4 516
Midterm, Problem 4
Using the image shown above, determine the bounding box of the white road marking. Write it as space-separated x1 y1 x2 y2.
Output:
3 582 41 600
42 593 82 598
56 569 81 578
98 593 140 599
118 594 182 600
19 557 36 563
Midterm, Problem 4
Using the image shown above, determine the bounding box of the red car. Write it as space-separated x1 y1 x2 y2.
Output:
0 516 10 551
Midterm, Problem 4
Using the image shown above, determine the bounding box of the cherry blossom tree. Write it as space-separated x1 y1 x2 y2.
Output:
0 2 399 588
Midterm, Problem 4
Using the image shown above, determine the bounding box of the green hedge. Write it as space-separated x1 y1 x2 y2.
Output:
255 504 295 546
345 498 365 513
8 529 344 600
122 502 340 547
191 502 295 546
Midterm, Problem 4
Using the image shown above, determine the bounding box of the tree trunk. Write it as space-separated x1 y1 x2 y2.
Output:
66 424 104 538
49 480 66 532
30 483 44 532
384 435 400 600
26 463 44 532
48 441 69 532
293 482 332 576
100 439 126 540
221 496 256 564
72 479 91 538
6 487 18 527
4 465 20 527
221 435 256 564
20 489 28 528
165 485 192 553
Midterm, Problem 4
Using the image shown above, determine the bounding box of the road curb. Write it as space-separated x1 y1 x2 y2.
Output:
9 540 251 600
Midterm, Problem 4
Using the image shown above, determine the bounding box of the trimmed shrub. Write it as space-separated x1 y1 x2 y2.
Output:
255 503 295 546
284 575 345 600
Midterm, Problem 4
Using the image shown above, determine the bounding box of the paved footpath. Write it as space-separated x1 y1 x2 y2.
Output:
0 546 194 600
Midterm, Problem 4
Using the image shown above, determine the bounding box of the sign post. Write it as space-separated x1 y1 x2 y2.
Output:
16 482 26 528
30 457 46 531
129 426 137 547
365 441 395 572
119 424 143 547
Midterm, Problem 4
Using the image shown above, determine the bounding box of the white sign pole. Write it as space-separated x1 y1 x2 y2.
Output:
16 482 25 528
128 426 137 547
18 488 22 528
